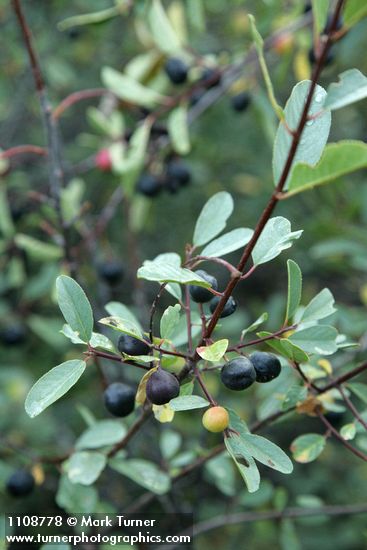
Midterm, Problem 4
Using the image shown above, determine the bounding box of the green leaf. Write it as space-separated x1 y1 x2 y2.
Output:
105 302 142 331
205 453 236 497
201 228 253 258
56 276 94 343
14 234 62 261
98 316 143 339
290 434 326 463
110 458 171 494
64 452 106 485
101 67 166 107
324 69 367 111
252 217 303 266
169 395 209 411
300 288 336 323
148 0 182 54
248 14 284 120
241 312 268 339
61 178 84 224
159 430 182 460
25 360 86 418
60 324 86 344
344 0 367 28
76 420 127 450
273 81 331 188
241 434 294 474
258 331 309 363
348 382 367 405
89 332 115 352
280 519 302 550
193 192 234 247
281 385 308 411
287 140 367 196
289 325 338 355
138 261 211 286
228 409 251 435
285 260 302 322
167 104 190 155
340 423 357 441
196 339 228 362
225 435 260 493
311 0 330 35
160 304 181 339
57 6 121 31
56 476 97 514
0 187 15 238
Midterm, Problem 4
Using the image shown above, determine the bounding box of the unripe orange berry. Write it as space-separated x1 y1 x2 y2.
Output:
202 406 229 433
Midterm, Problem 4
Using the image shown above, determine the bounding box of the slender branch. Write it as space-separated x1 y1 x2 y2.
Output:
0 144 47 159
338 384 367 431
321 361 367 392
318 412 367 462
87 348 151 371
52 88 112 120
107 408 152 458
227 325 296 353
201 0 345 343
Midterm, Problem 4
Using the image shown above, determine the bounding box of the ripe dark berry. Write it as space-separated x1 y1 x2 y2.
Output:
231 92 251 112
104 382 136 417
6 470 35 497
164 58 188 85
0 325 26 346
166 161 191 186
200 67 221 89
221 357 256 391
209 296 237 318
118 334 151 356
146 369 180 405
189 270 218 303
136 174 162 198
95 149 112 172
98 261 124 285
250 352 281 383
324 411 345 428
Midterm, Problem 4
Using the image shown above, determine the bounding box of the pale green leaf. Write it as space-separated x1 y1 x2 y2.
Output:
225 435 260 493
64 452 106 485
289 325 338 355
241 433 294 474
258 331 309 363
169 395 209 411
25 360 86 418
241 313 268 339
149 0 182 54
201 228 253 258
300 288 336 323
105 301 142 331
291 434 326 463
167 104 190 155
101 67 166 107
344 0 367 28
324 69 367 111
138 261 211 286
56 476 97 514
76 420 127 450
14 234 62 261
252 217 303 266
311 0 330 35
286 260 302 322
57 6 121 31
160 304 181 340
193 192 234 246
56 276 94 343
340 423 357 441
287 141 367 196
98 316 143 339
273 81 331 188
196 339 228 362
110 458 171 494
281 385 308 411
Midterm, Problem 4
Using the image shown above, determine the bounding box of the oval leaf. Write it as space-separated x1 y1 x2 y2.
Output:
64 452 106 486
193 192 234 247
25 360 86 418
110 458 171 494
196 339 228 362
169 395 210 411
201 228 253 258
56 276 94 343
291 433 326 463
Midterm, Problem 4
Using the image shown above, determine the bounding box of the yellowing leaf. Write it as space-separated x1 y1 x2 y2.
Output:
152 403 175 423
136 367 158 405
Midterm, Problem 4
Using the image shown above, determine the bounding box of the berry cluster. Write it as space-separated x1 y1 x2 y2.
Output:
221 352 281 391
189 270 237 318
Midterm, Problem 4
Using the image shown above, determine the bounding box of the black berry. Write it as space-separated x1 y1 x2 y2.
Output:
146 369 180 405
250 351 281 383
136 174 162 198
189 270 218 303
104 382 136 417
221 357 256 391
118 334 150 356
98 261 124 285
200 67 221 89
209 296 237 318
166 161 191 186
164 58 188 85
0 325 26 346
231 92 251 112
6 470 35 497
